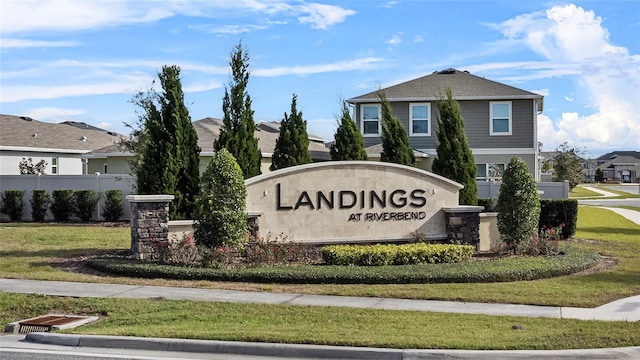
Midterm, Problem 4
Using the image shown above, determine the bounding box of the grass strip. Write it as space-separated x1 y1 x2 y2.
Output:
1 292 638 350
86 246 599 284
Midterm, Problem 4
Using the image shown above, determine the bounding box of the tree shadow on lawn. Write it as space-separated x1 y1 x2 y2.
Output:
578 227 640 237
0 248 129 259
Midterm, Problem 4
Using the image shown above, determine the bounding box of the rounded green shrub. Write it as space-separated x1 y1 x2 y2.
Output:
194 148 247 249
31 190 50 222
51 189 75 222
1 190 25 221
102 189 124 222
497 157 540 252
74 190 101 222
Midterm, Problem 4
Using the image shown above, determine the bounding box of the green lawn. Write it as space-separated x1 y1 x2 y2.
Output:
570 186 602 198
1 207 639 307
1 292 638 350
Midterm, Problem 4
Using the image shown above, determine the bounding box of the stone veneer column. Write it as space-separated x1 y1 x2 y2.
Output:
126 195 174 260
442 206 484 251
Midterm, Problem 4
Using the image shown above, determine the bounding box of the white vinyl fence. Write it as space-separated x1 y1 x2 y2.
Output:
1 174 570 222
477 180 570 199
0 174 134 222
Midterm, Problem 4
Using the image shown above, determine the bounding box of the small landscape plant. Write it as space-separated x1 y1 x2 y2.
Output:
50 189 75 221
1 190 25 221
243 232 319 266
321 243 474 266
31 189 50 221
102 189 124 222
74 190 101 222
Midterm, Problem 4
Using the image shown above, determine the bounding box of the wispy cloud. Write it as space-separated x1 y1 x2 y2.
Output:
1 0 356 36
386 33 402 46
23 107 87 122
0 38 80 48
254 57 384 77
381 1 399 9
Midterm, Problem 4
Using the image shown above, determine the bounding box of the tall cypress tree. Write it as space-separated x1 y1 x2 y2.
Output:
270 94 312 171
431 88 477 205
134 65 200 219
378 91 415 166
215 42 261 179
330 100 368 161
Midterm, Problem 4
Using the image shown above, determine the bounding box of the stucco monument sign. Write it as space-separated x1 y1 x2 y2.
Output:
245 161 464 244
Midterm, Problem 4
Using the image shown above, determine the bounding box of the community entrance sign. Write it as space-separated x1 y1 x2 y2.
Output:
245 161 463 244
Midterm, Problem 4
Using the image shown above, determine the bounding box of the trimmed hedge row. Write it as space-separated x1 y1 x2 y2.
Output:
478 198 578 239
0 189 124 222
321 243 474 266
86 246 600 285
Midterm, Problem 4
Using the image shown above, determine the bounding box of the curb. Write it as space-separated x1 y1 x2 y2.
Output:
24 333 640 360
25 332 403 359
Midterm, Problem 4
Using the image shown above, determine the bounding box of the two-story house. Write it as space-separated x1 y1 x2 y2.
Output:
347 68 544 181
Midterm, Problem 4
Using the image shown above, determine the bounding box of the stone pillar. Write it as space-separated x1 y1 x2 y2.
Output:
247 212 262 242
126 195 174 260
442 206 484 251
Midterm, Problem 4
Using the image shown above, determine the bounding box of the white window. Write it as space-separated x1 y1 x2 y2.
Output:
410 103 431 136
361 104 381 136
51 157 59 175
490 102 512 135
477 163 506 180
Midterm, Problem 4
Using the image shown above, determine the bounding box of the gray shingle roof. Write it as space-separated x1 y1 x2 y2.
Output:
0 114 123 152
348 68 543 102
85 118 330 161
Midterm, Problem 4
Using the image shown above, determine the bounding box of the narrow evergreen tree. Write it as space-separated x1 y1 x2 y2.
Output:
133 65 200 219
214 42 261 179
431 88 478 205
378 91 415 166
271 94 313 171
330 100 368 161
497 156 540 253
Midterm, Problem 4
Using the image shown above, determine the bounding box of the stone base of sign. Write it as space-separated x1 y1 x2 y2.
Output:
443 206 483 250
126 195 174 260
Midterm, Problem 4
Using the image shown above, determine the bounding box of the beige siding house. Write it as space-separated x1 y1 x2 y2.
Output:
0 114 123 175
83 118 330 175
348 68 544 180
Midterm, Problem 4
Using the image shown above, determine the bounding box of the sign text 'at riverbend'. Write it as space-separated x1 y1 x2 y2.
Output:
245 161 463 244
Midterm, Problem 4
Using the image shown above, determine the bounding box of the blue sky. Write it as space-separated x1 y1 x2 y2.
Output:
1 0 638 157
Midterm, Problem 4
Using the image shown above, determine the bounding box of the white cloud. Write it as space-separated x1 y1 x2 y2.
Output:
189 23 271 35
183 81 223 93
381 1 399 9
297 3 356 29
1 75 154 102
529 89 550 97
414 35 424 43
386 33 402 46
564 94 574 102
0 38 80 48
96 122 113 129
23 107 86 122
491 4 640 152
0 0 355 36
254 57 384 77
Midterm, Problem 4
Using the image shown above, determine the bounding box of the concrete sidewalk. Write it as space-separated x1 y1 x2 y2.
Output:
2 278 639 322
594 206 640 226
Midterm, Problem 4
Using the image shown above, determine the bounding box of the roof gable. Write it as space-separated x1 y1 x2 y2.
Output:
0 114 123 152
348 68 543 102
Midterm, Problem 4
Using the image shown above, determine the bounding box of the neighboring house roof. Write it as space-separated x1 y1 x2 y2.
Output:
596 151 640 161
364 143 430 158
348 68 544 106
597 155 640 170
84 118 331 161
0 114 123 154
